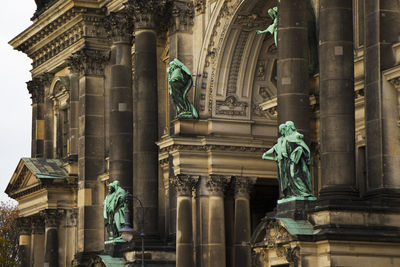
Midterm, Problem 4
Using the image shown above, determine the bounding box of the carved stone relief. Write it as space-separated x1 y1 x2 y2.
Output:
216 95 248 116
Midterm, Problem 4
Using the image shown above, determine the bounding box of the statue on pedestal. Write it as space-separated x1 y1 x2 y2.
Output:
104 180 126 241
262 121 315 201
167 58 199 119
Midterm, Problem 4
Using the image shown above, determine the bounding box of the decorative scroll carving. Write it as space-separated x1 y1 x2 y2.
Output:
233 177 256 198
66 49 108 76
194 0 206 14
171 1 194 33
216 95 248 116
170 175 199 196
103 11 134 43
206 175 231 196
125 0 168 29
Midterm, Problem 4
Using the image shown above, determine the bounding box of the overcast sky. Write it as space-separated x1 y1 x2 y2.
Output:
0 1 36 202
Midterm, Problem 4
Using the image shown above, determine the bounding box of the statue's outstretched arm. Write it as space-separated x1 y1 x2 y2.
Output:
262 147 276 160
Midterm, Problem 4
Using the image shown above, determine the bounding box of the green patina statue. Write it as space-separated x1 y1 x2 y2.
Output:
104 180 126 241
257 6 278 46
167 58 199 119
257 3 319 75
262 121 315 202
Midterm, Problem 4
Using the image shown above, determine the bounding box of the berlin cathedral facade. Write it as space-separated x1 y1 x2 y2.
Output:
5 0 400 266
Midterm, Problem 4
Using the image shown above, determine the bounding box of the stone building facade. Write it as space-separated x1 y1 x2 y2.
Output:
5 0 400 266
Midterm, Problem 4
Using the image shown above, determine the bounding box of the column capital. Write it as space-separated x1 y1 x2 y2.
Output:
66 49 109 76
125 0 169 30
31 215 45 234
17 217 32 235
170 1 194 33
206 175 231 196
41 209 62 228
233 177 257 198
27 78 44 104
103 10 134 43
171 174 199 196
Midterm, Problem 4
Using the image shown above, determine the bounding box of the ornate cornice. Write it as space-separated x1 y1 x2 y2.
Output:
170 174 199 196
170 1 194 33
159 143 266 154
206 175 231 196
194 0 206 14
66 49 109 76
125 0 169 30
17 8 108 69
103 11 134 43
233 177 256 198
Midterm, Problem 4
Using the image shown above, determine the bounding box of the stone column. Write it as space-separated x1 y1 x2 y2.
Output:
277 0 310 137
206 175 231 267
43 210 59 267
364 1 400 200
31 215 45 267
67 49 107 255
104 11 134 194
17 217 31 267
318 0 358 199
127 0 166 238
27 78 45 158
68 71 79 158
232 177 256 267
171 175 199 267
42 73 55 158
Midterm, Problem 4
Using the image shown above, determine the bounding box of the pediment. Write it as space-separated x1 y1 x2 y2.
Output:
5 158 68 199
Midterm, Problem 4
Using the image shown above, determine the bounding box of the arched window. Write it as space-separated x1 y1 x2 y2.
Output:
49 77 70 159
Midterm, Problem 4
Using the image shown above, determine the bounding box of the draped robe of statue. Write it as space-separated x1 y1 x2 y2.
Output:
262 122 314 199
281 129 313 198
167 58 199 119
104 181 126 240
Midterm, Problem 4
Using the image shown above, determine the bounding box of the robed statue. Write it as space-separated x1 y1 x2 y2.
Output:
167 58 199 119
104 180 126 241
262 121 315 200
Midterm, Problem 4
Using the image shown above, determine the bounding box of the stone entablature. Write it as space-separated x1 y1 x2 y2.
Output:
10 2 109 74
